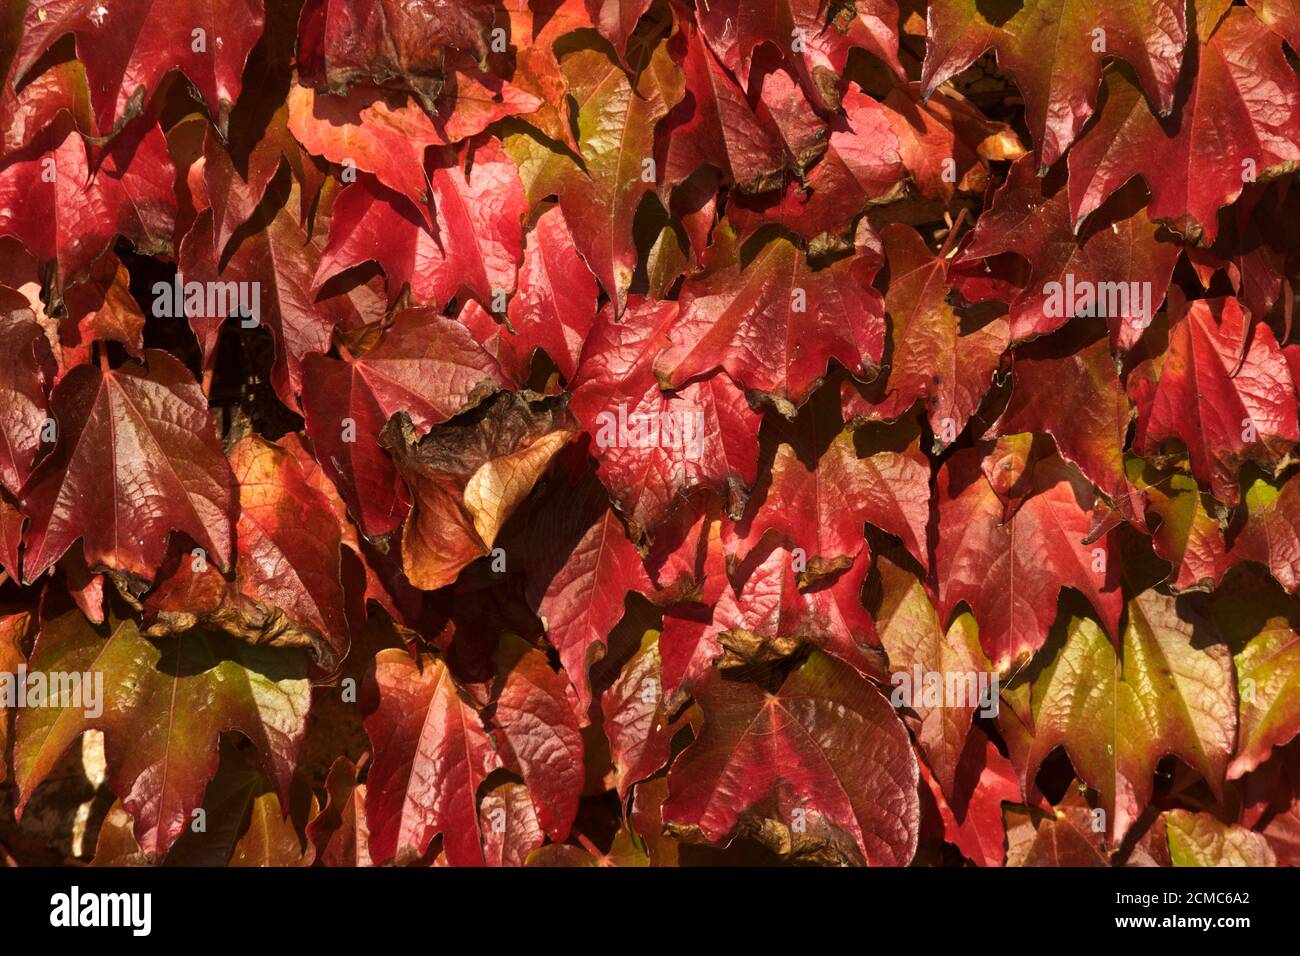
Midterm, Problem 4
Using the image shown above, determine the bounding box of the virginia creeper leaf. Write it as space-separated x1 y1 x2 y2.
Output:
1067 9 1300 245
601 628 673 799
491 634 584 841
20 349 236 587
14 610 309 859
0 115 175 282
570 298 761 538
300 307 505 538
987 329 1143 522
314 134 526 311
382 391 576 591
1021 592 1236 842
653 228 886 413
1136 297 1298 506
363 649 502 865
954 157 1179 349
229 435 351 673
1166 809 1276 865
662 650 919 866
296 0 495 108
734 387 930 577
921 0 1186 170
842 223 1008 451
875 554 989 798
14 0 266 135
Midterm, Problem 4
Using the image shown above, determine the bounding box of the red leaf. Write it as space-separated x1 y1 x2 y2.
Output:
662 650 919 865
491 635 584 840
480 782 545 867
0 116 174 281
586 0 654 63
706 543 885 679
601 628 673 799
1230 475 1300 594
307 757 373 867
954 157 1179 349
58 252 145 374
540 42 682 310
1247 0 1300 50
936 451 1122 670
0 58 96 154
229 435 351 673
178 196 381 409
314 134 526 311
14 0 265 134
876 555 989 798
464 205 599 386
842 224 1008 448
750 54 827 172
297 0 495 108
729 86 904 244
1067 8 1300 245
288 77 540 204
734 387 930 577
921 726 1027 867
645 494 728 606
881 83 1025 204
696 0 902 111
301 307 505 537
0 288 53 497
1136 297 1298 506
363 649 503 865
659 603 720 702
20 350 236 587
570 298 760 538
201 94 321 261
654 228 886 412
383 391 576 591
528 503 653 712
987 329 1144 523
922 0 1185 170
662 12 789 196
288 83 443 206
1004 790 1110 865
494 0 593 152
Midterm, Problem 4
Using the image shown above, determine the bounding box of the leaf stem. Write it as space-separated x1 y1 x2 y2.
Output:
938 207 970 261
575 832 603 859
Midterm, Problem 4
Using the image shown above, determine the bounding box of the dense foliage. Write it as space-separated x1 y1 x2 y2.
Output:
0 0 1298 867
